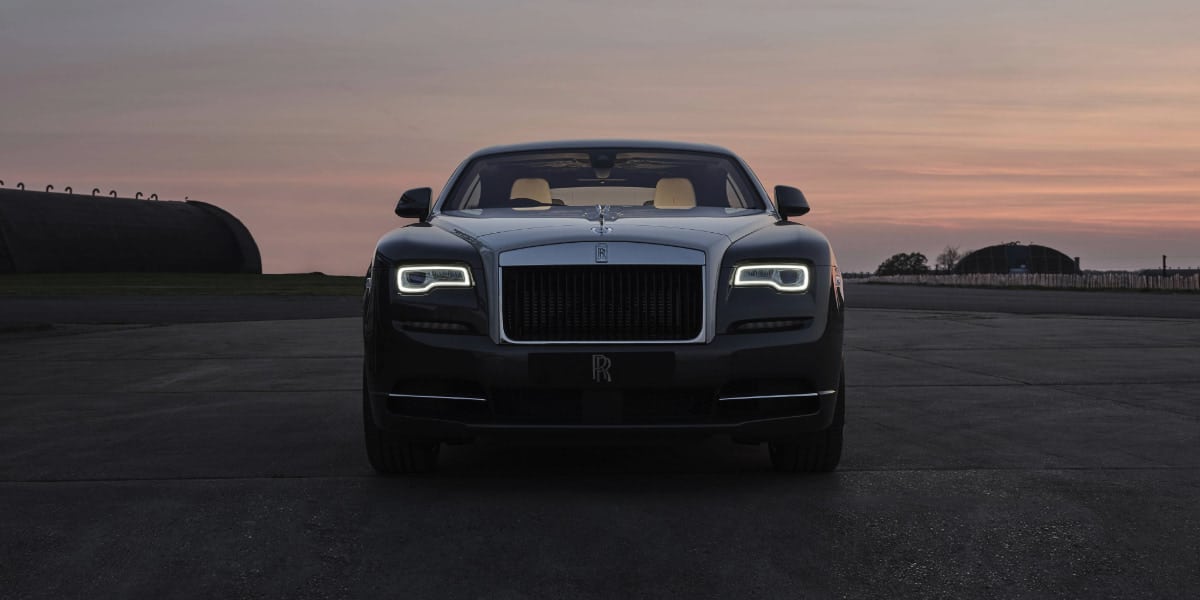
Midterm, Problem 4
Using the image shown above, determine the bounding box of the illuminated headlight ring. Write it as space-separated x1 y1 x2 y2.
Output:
733 264 810 292
396 265 473 294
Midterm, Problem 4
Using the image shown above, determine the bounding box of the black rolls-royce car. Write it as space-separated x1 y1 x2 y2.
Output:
363 140 845 473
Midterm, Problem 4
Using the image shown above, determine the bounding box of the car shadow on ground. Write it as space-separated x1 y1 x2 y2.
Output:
368 437 848 486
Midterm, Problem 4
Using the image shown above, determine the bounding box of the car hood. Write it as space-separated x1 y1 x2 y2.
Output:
375 211 833 273
429 213 774 254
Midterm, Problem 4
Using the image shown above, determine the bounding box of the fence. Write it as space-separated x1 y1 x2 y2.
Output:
866 273 1200 292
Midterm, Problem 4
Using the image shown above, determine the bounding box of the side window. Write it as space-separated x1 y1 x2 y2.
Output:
725 177 747 208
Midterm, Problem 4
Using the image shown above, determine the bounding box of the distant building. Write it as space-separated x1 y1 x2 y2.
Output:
0 188 260 273
953 243 1080 275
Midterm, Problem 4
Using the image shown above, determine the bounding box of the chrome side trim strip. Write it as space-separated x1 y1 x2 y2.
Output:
718 389 837 402
387 392 487 402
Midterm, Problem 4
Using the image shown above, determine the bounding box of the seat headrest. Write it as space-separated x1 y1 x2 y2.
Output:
510 178 552 205
653 178 696 209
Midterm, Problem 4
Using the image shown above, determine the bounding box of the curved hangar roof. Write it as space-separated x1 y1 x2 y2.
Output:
0 188 260 274
954 243 1080 275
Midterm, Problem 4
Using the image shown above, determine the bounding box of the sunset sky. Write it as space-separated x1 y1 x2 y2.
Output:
2 0 1198 273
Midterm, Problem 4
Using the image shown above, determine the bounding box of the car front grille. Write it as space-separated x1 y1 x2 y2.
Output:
501 265 703 342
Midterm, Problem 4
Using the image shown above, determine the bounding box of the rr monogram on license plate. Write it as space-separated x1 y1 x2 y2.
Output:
529 353 675 387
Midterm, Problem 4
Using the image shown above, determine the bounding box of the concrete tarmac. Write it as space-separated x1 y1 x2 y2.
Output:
0 295 360 325
1 303 1198 598
4 282 1199 326
845 280 1200 318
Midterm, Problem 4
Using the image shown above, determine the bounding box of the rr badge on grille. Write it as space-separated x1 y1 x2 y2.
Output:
592 354 613 383
595 243 608 263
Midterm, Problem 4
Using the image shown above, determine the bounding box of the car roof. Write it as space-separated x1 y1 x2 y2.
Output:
466 139 737 159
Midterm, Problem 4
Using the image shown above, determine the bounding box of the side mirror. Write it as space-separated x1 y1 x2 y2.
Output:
774 185 809 219
395 188 432 221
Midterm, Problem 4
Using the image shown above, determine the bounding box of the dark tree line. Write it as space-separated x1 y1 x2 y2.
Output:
876 252 930 276
876 246 970 275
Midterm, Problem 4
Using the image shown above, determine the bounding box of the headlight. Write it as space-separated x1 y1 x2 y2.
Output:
733 264 810 292
396 265 473 294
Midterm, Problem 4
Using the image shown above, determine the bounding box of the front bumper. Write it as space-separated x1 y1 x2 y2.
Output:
365 314 843 443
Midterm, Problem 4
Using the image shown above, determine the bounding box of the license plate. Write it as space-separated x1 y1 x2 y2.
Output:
529 352 675 387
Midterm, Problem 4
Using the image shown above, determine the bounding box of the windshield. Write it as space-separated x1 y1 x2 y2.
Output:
439 149 766 217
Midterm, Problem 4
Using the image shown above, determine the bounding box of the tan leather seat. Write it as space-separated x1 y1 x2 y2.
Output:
653 178 696 209
510 178 552 206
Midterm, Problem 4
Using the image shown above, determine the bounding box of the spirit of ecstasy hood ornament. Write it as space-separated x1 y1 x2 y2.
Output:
587 204 616 235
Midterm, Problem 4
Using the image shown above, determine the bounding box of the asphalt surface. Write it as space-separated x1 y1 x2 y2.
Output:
2 282 1198 326
1 294 1199 598
0 295 361 325
846 280 1200 318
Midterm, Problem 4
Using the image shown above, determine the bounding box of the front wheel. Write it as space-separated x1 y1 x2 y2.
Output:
363 383 439 475
768 372 844 473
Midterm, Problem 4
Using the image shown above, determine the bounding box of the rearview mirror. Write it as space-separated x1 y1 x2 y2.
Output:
775 185 809 219
395 187 432 221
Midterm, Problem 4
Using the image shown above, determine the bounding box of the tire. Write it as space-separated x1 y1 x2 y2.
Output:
768 372 845 473
363 382 440 475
